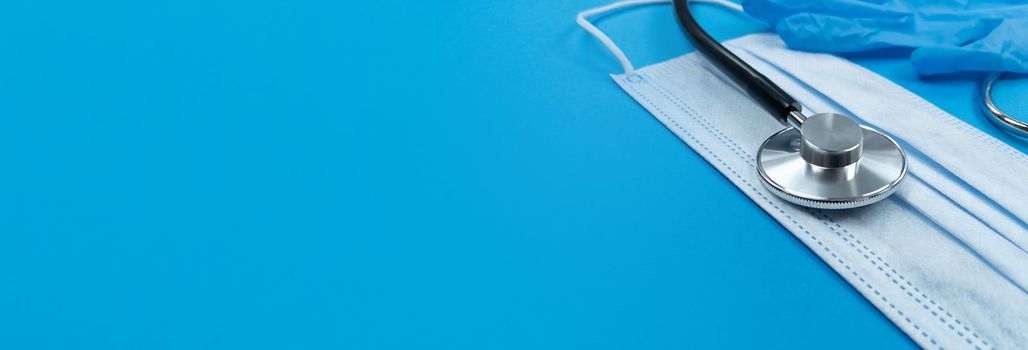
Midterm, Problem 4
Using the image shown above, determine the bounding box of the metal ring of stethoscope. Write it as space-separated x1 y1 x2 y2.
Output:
980 72 1028 139
673 0 907 209
755 114 907 209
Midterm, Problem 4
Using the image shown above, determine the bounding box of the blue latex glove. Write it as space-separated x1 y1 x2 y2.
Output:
742 0 1028 75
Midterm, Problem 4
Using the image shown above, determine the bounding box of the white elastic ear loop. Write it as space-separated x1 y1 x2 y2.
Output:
576 0 743 75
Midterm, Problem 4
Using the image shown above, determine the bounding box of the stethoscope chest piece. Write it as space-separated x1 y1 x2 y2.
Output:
672 0 907 209
756 113 907 209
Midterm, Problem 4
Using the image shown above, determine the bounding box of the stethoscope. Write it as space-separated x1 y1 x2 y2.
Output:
673 0 908 209
981 73 1028 139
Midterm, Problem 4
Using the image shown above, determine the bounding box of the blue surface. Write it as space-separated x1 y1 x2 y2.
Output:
1 1 1025 349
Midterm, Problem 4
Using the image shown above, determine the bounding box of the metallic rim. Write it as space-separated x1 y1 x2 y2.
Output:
980 72 1028 139
759 174 901 210
755 127 908 210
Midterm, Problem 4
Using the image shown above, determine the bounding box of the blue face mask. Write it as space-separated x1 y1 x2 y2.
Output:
579 1 1028 348
742 0 1028 75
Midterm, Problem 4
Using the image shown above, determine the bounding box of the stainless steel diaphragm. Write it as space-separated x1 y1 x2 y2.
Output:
756 113 907 209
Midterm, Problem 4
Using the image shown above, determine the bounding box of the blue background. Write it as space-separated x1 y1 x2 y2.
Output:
2 0 1025 348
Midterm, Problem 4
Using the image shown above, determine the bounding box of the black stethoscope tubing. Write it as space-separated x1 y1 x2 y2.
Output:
669 0 908 209
671 0 802 126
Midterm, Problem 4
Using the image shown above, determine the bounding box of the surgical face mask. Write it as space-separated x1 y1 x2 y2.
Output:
579 2 1027 349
